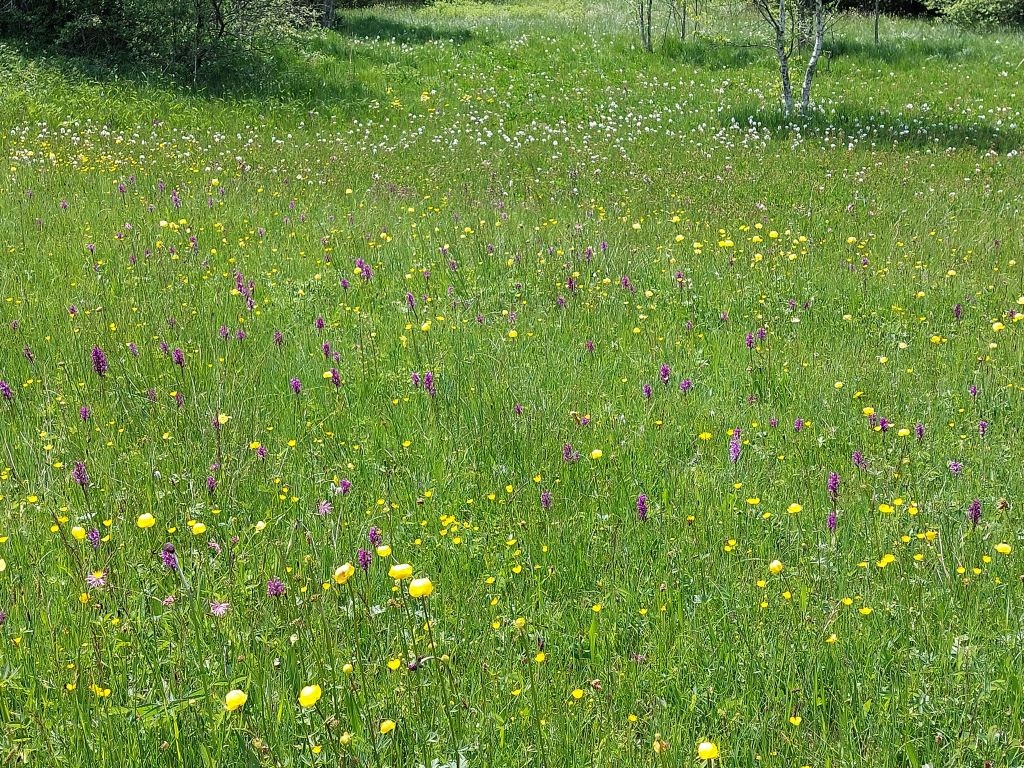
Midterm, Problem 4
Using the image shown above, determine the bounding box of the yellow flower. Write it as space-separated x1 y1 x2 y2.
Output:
995 542 1013 555
534 651 546 663
388 563 413 580
217 413 230 425
787 503 802 514
376 544 392 557
298 684 322 708
698 432 712 441
590 449 603 460
333 563 355 585
191 522 207 535
136 513 156 529
571 688 585 700
224 689 247 711
408 577 434 598
71 526 87 541
768 559 783 575
340 732 353 746
697 741 720 760
789 715 802 726
380 719 396 735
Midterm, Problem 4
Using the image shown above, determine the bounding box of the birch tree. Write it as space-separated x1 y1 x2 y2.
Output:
750 0 835 115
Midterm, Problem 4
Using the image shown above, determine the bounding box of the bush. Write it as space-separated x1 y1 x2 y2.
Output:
1 0 317 75
941 0 1024 27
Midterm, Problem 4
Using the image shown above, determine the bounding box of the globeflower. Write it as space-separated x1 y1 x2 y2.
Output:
136 513 156 529
333 563 355 585
298 684 322 708
379 719 396 735
388 563 413 580
408 577 434 598
995 542 1013 555
225 689 247 711
769 559 783 575
697 741 720 760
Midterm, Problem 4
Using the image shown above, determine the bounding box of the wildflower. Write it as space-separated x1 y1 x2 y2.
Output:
852 451 866 470
267 578 286 598
136 513 156 529
334 563 355 584
540 490 552 509
408 577 434 598
79 406 91 421
225 689 247 711
85 569 107 589
210 601 230 617
87 528 100 548
659 364 670 384
636 494 648 522
948 460 963 476
0 381 11 401
91 346 109 377
388 563 413 580
290 378 302 395
967 499 981 527
171 348 185 368
827 471 840 500
679 378 693 393
827 510 838 532
368 527 383 547
915 422 925 440
298 685 322 708
71 526 87 541
379 720 396 735
357 548 372 571
978 420 988 438
995 542 1012 555
590 449 603 460
769 560 783 575
728 429 741 464
697 741 720 760
160 543 178 571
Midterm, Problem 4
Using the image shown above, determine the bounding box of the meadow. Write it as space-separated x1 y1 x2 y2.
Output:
0 0 1023 765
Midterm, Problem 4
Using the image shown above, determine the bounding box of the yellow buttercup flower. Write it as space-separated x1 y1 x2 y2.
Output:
408 577 434 598
298 685 322 708
768 559 783 575
388 563 413 580
71 526 86 541
380 719 396 735
224 689 247 711
995 542 1012 555
375 544 392 557
136 513 156 529
590 449 603 460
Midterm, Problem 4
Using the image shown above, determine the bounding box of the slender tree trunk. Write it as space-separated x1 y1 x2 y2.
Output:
645 0 653 51
774 0 794 114
873 0 880 45
681 0 687 40
800 0 824 110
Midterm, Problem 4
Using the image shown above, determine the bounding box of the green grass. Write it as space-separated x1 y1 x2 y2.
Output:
0 1 1023 766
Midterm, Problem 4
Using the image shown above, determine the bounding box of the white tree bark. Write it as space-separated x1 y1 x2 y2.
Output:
775 0 794 115
799 0 825 110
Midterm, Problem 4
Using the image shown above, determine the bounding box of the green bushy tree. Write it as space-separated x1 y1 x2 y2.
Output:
926 0 1024 27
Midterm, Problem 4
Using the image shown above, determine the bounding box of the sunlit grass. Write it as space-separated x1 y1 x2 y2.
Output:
0 1 1022 766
